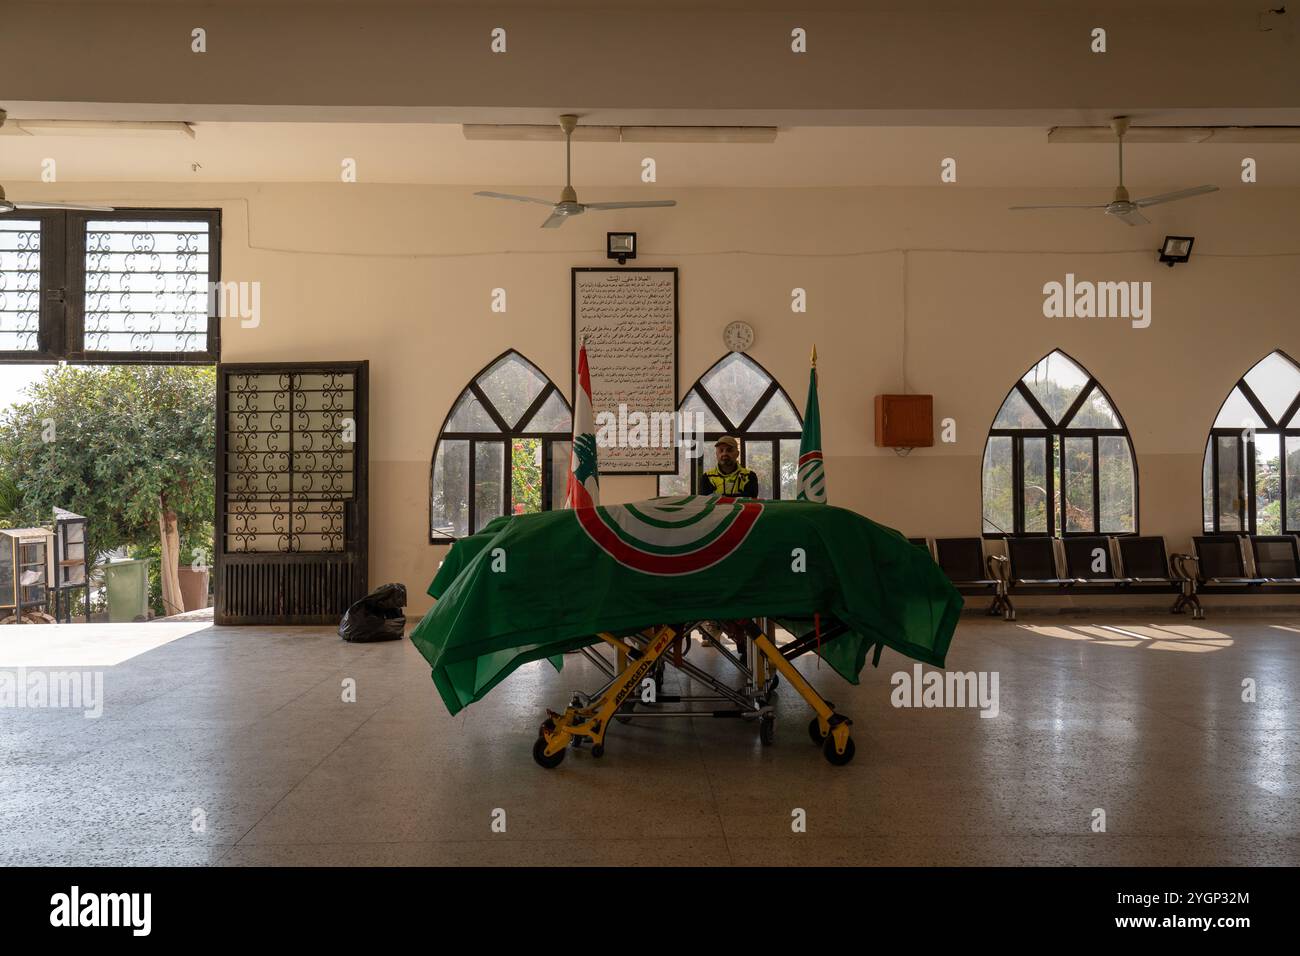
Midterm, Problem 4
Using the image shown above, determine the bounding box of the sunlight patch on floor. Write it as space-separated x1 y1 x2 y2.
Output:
0 622 211 667
1016 621 1233 652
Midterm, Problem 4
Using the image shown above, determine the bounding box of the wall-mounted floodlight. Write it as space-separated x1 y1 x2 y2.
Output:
607 232 636 265
1158 235 1195 267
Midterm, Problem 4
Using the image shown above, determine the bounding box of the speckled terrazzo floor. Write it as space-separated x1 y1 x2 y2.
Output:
1 613 1296 866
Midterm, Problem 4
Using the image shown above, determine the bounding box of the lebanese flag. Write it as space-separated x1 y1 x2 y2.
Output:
565 341 600 509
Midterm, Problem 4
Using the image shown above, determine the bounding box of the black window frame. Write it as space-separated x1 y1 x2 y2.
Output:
429 349 573 542
982 351 1139 539
1203 351 1300 535
0 210 64 361
657 352 803 500
0 207 221 365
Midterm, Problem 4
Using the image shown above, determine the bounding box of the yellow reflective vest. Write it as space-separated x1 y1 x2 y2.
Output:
702 466 759 498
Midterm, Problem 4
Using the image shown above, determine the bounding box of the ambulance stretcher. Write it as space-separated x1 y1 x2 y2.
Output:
409 496 962 771
534 616 858 768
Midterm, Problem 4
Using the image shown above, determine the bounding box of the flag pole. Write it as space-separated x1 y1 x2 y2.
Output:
796 343 826 503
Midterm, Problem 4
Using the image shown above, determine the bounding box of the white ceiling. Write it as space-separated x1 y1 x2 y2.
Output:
1 123 1296 191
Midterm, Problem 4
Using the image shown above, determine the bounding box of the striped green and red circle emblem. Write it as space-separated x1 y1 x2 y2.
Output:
575 495 764 575
796 450 825 502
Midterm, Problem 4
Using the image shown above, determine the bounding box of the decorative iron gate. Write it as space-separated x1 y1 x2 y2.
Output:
215 361 368 624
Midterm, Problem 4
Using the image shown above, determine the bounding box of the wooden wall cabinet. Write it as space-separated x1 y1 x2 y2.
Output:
874 394 934 448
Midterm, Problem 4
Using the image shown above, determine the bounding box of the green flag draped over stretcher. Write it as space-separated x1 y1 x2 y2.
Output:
411 495 962 716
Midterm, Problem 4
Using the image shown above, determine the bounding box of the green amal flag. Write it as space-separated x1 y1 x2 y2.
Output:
412 496 962 716
796 365 826 502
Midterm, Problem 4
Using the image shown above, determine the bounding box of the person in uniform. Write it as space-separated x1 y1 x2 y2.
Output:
696 436 760 664
702 436 759 498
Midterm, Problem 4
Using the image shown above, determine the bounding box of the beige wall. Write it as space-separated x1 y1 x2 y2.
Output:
54 181 1300 612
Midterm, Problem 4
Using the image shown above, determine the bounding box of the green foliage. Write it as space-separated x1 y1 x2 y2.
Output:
130 524 213 615
983 433 1135 535
0 365 215 573
512 438 542 514
1255 451 1282 535
0 473 22 528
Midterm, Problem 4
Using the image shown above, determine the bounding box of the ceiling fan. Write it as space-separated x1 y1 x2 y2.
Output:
1010 116 1218 226
474 114 676 228
0 110 115 213
0 181 114 214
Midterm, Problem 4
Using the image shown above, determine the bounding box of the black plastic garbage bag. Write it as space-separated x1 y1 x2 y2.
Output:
339 583 407 642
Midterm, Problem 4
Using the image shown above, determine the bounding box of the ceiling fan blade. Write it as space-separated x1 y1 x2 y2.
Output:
1108 207 1150 226
1009 203 1109 210
582 200 677 210
12 201 116 211
540 211 567 229
1133 185 1219 207
474 191 555 206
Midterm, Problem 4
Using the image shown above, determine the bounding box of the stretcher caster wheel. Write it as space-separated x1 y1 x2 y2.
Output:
591 744 605 758
533 737 566 769
808 716 827 745
759 714 775 746
822 734 855 766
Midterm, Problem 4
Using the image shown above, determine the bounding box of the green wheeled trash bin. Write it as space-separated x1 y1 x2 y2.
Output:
104 558 151 623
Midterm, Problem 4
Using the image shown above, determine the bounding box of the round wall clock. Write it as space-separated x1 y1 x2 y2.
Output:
723 321 755 353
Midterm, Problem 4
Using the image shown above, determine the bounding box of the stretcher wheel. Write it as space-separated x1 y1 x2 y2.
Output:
591 744 605 758
533 737 566 769
808 716 827 745
822 734 855 766
759 714 775 746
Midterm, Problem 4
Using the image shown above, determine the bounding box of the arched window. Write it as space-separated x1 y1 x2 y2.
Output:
982 350 1137 537
1202 350 1300 534
430 350 572 540
657 352 802 499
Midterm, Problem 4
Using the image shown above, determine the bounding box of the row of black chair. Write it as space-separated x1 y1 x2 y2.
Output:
909 537 1013 619
1179 534 1300 617
910 533 1300 620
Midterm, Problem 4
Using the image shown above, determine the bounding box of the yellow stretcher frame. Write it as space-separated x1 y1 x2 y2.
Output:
532 620 856 768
